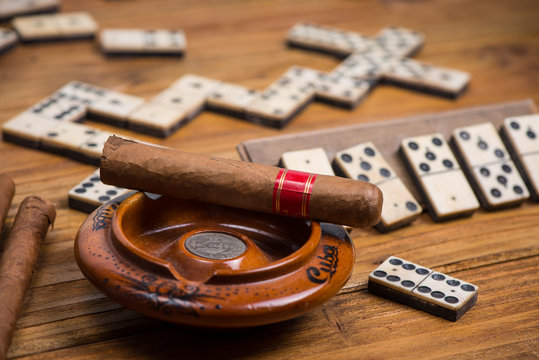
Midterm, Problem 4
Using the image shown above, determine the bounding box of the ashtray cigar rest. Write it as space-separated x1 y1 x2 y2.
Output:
75 192 355 328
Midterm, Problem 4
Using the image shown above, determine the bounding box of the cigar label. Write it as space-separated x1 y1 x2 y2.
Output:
273 169 317 218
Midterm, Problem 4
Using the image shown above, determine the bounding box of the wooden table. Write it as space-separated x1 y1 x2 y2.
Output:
1 0 538 358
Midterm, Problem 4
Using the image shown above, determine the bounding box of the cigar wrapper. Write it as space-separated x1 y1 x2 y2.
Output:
100 136 383 228
0 174 15 233
0 196 56 359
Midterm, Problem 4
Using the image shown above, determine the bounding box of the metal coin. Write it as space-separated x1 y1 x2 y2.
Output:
184 232 247 260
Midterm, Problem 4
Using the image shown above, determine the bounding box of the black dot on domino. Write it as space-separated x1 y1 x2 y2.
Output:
389 258 403 266
432 137 443 146
443 159 454 168
74 188 86 194
360 160 371 170
402 263 415 270
357 174 369 182
477 139 488 150
497 175 507 186
341 153 352 163
387 275 400 282
432 273 445 281
425 151 436 160
431 291 445 298
416 267 429 275
408 141 419 150
406 201 418 212
502 164 512 173
417 286 431 293
527 128 536 139
445 296 459 304
461 284 476 292
459 131 470 140
480 167 490 177
494 149 505 158
380 168 391 177
513 185 524 194
373 270 387 277
447 279 460 286
364 147 375 156
82 182 94 188
402 280 415 288
419 163 430 172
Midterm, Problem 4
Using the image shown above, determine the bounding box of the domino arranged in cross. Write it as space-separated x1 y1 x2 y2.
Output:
287 23 470 99
368 256 478 321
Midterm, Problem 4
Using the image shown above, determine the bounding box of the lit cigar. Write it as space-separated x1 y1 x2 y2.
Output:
100 136 382 227
0 196 56 359
0 174 15 233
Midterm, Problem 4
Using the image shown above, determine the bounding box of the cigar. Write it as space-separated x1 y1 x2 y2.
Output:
0 196 56 360
100 136 382 227
0 174 15 234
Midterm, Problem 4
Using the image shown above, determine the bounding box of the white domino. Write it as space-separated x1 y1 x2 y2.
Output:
68 169 130 213
280 147 335 176
40 121 103 156
55 81 108 106
286 22 372 56
0 0 59 20
87 91 146 126
0 28 18 54
206 82 259 116
150 88 206 115
383 58 470 98
29 94 87 122
452 122 529 209
12 12 98 41
502 114 539 200
99 29 186 55
245 67 318 127
331 50 396 81
368 256 478 321
400 133 479 221
369 256 432 294
1 112 58 148
372 26 425 58
169 74 221 96
127 102 189 138
315 74 371 108
411 272 478 314
335 142 421 231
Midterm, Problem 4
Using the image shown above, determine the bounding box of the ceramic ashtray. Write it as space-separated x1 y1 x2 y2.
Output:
75 192 354 327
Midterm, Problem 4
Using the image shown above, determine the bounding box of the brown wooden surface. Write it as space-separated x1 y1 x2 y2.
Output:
0 0 538 359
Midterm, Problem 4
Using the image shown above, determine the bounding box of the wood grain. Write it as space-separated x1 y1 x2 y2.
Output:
0 0 538 358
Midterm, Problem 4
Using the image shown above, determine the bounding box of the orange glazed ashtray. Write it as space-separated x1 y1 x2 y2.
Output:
75 192 354 328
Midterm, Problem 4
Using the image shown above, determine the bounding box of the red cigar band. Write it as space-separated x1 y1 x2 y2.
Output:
273 169 317 219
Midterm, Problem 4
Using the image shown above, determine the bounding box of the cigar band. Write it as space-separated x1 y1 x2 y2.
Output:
273 169 317 218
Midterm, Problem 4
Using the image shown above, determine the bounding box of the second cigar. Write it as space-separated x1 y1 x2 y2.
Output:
100 136 383 228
